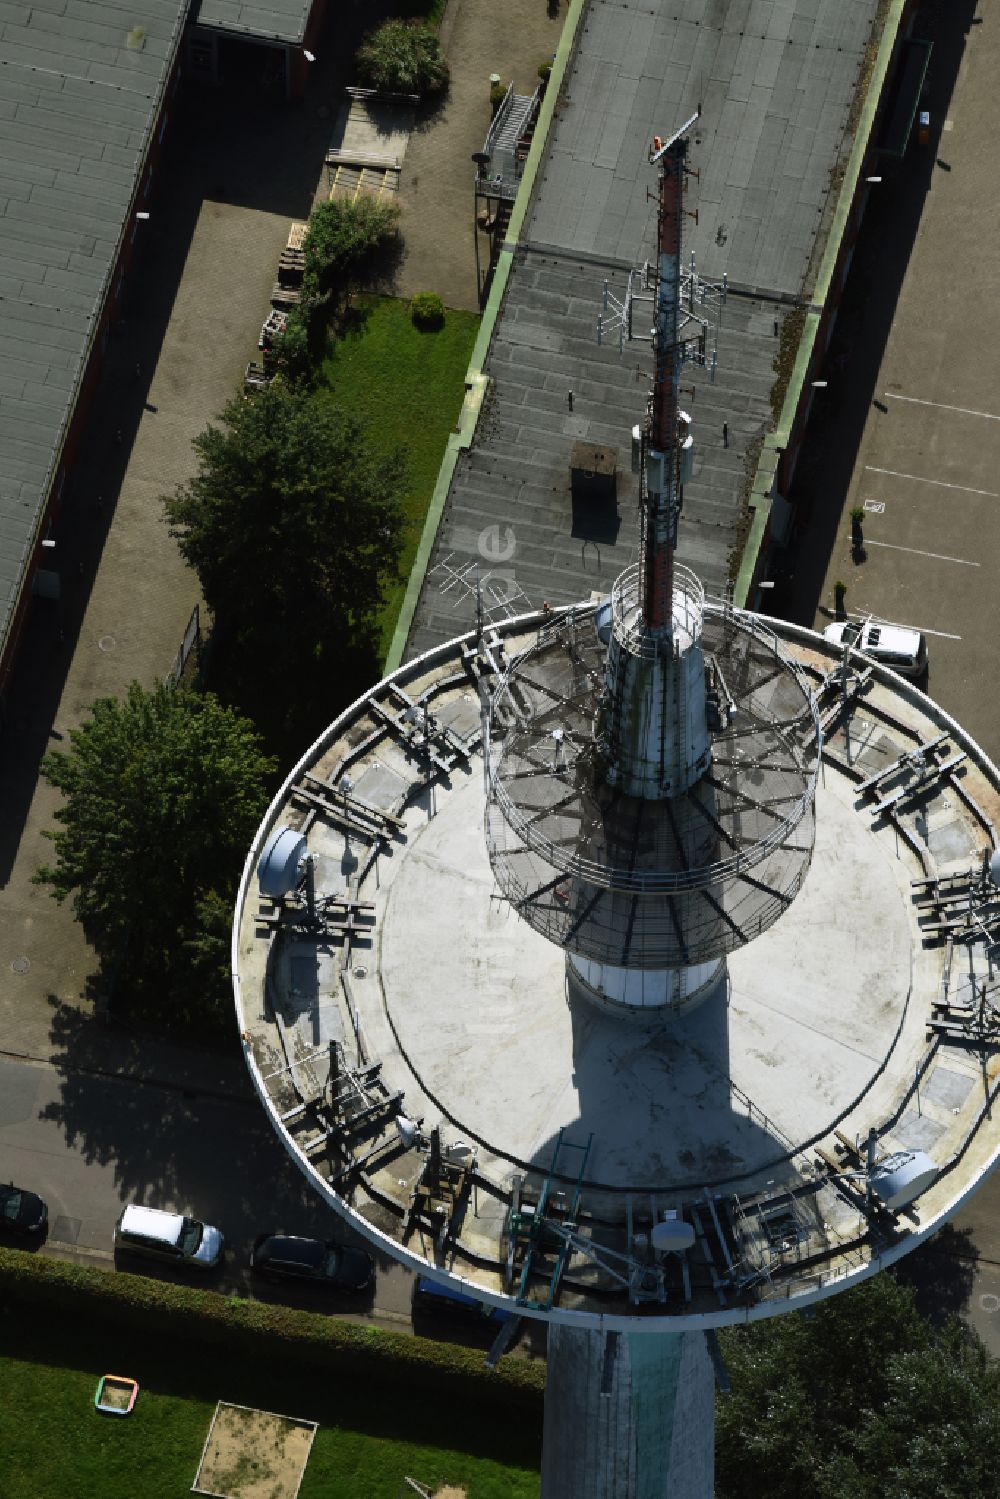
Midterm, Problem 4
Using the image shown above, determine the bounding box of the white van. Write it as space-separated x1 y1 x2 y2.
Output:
823 619 928 679
114 1204 224 1269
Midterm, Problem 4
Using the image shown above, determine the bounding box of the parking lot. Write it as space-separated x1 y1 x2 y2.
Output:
812 5 1000 760
804 3 1000 1355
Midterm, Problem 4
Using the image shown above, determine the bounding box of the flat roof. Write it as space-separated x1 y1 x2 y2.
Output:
405 0 881 659
193 0 312 46
0 0 187 667
234 611 1000 1331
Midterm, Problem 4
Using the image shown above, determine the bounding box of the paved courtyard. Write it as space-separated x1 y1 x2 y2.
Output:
0 0 577 1086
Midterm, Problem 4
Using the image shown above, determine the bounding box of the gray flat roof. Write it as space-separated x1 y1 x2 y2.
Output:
0 0 187 665
194 0 312 46
532 0 874 295
405 0 878 659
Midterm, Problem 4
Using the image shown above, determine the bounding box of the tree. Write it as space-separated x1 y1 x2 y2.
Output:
716 1272 1000 1499
355 20 449 99
162 382 406 739
301 197 401 307
34 683 274 1032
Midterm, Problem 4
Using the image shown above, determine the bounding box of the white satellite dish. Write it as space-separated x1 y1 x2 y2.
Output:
989 849 1000 889
651 1215 695 1253
869 1150 938 1211
257 826 307 897
395 1114 425 1150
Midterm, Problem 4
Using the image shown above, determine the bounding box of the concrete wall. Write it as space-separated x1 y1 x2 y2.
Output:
735 0 921 607
540 1326 714 1499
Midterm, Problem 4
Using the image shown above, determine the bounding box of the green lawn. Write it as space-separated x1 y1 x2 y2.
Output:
318 295 480 662
0 1361 539 1499
0 1313 539 1499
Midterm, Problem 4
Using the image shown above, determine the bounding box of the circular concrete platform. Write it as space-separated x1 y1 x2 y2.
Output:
378 765 918 1193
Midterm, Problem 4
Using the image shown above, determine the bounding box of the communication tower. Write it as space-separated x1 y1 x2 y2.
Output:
234 116 1000 1499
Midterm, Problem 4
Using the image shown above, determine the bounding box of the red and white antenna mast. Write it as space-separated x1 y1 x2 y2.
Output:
594 112 725 801
642 121 693 634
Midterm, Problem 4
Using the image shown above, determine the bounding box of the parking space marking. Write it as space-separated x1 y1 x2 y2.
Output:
870 614 962 641
864 464 999 498
884 392 1000 422
865 539 980 567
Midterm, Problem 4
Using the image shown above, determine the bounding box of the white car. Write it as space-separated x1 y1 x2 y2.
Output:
822 619 928 679
114 1204 225 1269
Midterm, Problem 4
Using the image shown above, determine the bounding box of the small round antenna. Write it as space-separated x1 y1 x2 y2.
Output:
257 826 307 897
395 1114 426 1151
651 1216 695 1253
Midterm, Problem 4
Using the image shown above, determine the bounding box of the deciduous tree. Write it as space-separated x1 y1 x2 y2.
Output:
716 1272 1000 1499
163 381 405 740
34 683 274 1030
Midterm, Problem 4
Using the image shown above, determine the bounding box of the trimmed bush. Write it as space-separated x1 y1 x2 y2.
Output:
355 20 449 98
0 1248 543 1411
489 81 508 116
538 60 552 83
410 291 445 330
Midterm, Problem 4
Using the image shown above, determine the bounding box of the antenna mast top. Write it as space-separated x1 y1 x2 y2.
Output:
639 123 694 633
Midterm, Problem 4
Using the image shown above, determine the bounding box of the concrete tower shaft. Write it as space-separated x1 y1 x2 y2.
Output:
596 563 711 800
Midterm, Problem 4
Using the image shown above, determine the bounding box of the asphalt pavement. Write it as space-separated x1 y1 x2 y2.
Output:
0 1050 416 1329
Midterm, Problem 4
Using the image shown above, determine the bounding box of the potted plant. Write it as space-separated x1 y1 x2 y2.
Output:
834 579 848 618
849 504 865 548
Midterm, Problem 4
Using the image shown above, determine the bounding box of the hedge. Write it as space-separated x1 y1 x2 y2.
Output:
0 1249 544 1411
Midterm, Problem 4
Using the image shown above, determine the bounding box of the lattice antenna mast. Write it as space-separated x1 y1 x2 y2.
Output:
641 119 697 636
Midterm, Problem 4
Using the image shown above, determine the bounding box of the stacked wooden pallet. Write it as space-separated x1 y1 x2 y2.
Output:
270 222 309 308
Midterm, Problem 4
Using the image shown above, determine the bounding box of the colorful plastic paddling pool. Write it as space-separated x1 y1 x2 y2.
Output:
94 1374 139 1416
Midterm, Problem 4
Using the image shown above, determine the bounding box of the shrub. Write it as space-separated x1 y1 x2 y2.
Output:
410 291 445 330
272 306 314 384
538 60 552 83
0 1248 544 1410
355 20 449 98
490 81 508 115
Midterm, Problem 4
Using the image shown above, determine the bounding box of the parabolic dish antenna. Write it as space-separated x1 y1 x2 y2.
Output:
257 826 307 897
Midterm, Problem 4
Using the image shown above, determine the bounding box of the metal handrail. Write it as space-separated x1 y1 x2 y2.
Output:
486 604 822 895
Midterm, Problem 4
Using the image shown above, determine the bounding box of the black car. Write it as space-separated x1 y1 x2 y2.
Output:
0 1181 48 1238
250 1234 373 1292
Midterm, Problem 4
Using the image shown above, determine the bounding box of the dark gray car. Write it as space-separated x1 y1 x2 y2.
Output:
250 1234 374 1292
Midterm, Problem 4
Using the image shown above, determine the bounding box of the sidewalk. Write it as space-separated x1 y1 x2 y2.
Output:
0 0 570 1095
394 0 567 310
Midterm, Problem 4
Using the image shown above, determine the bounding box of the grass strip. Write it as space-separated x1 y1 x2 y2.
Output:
316 296 480 663
0 1346 539 1498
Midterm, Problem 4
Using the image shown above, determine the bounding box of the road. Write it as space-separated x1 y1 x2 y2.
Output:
0 1051 414 1328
